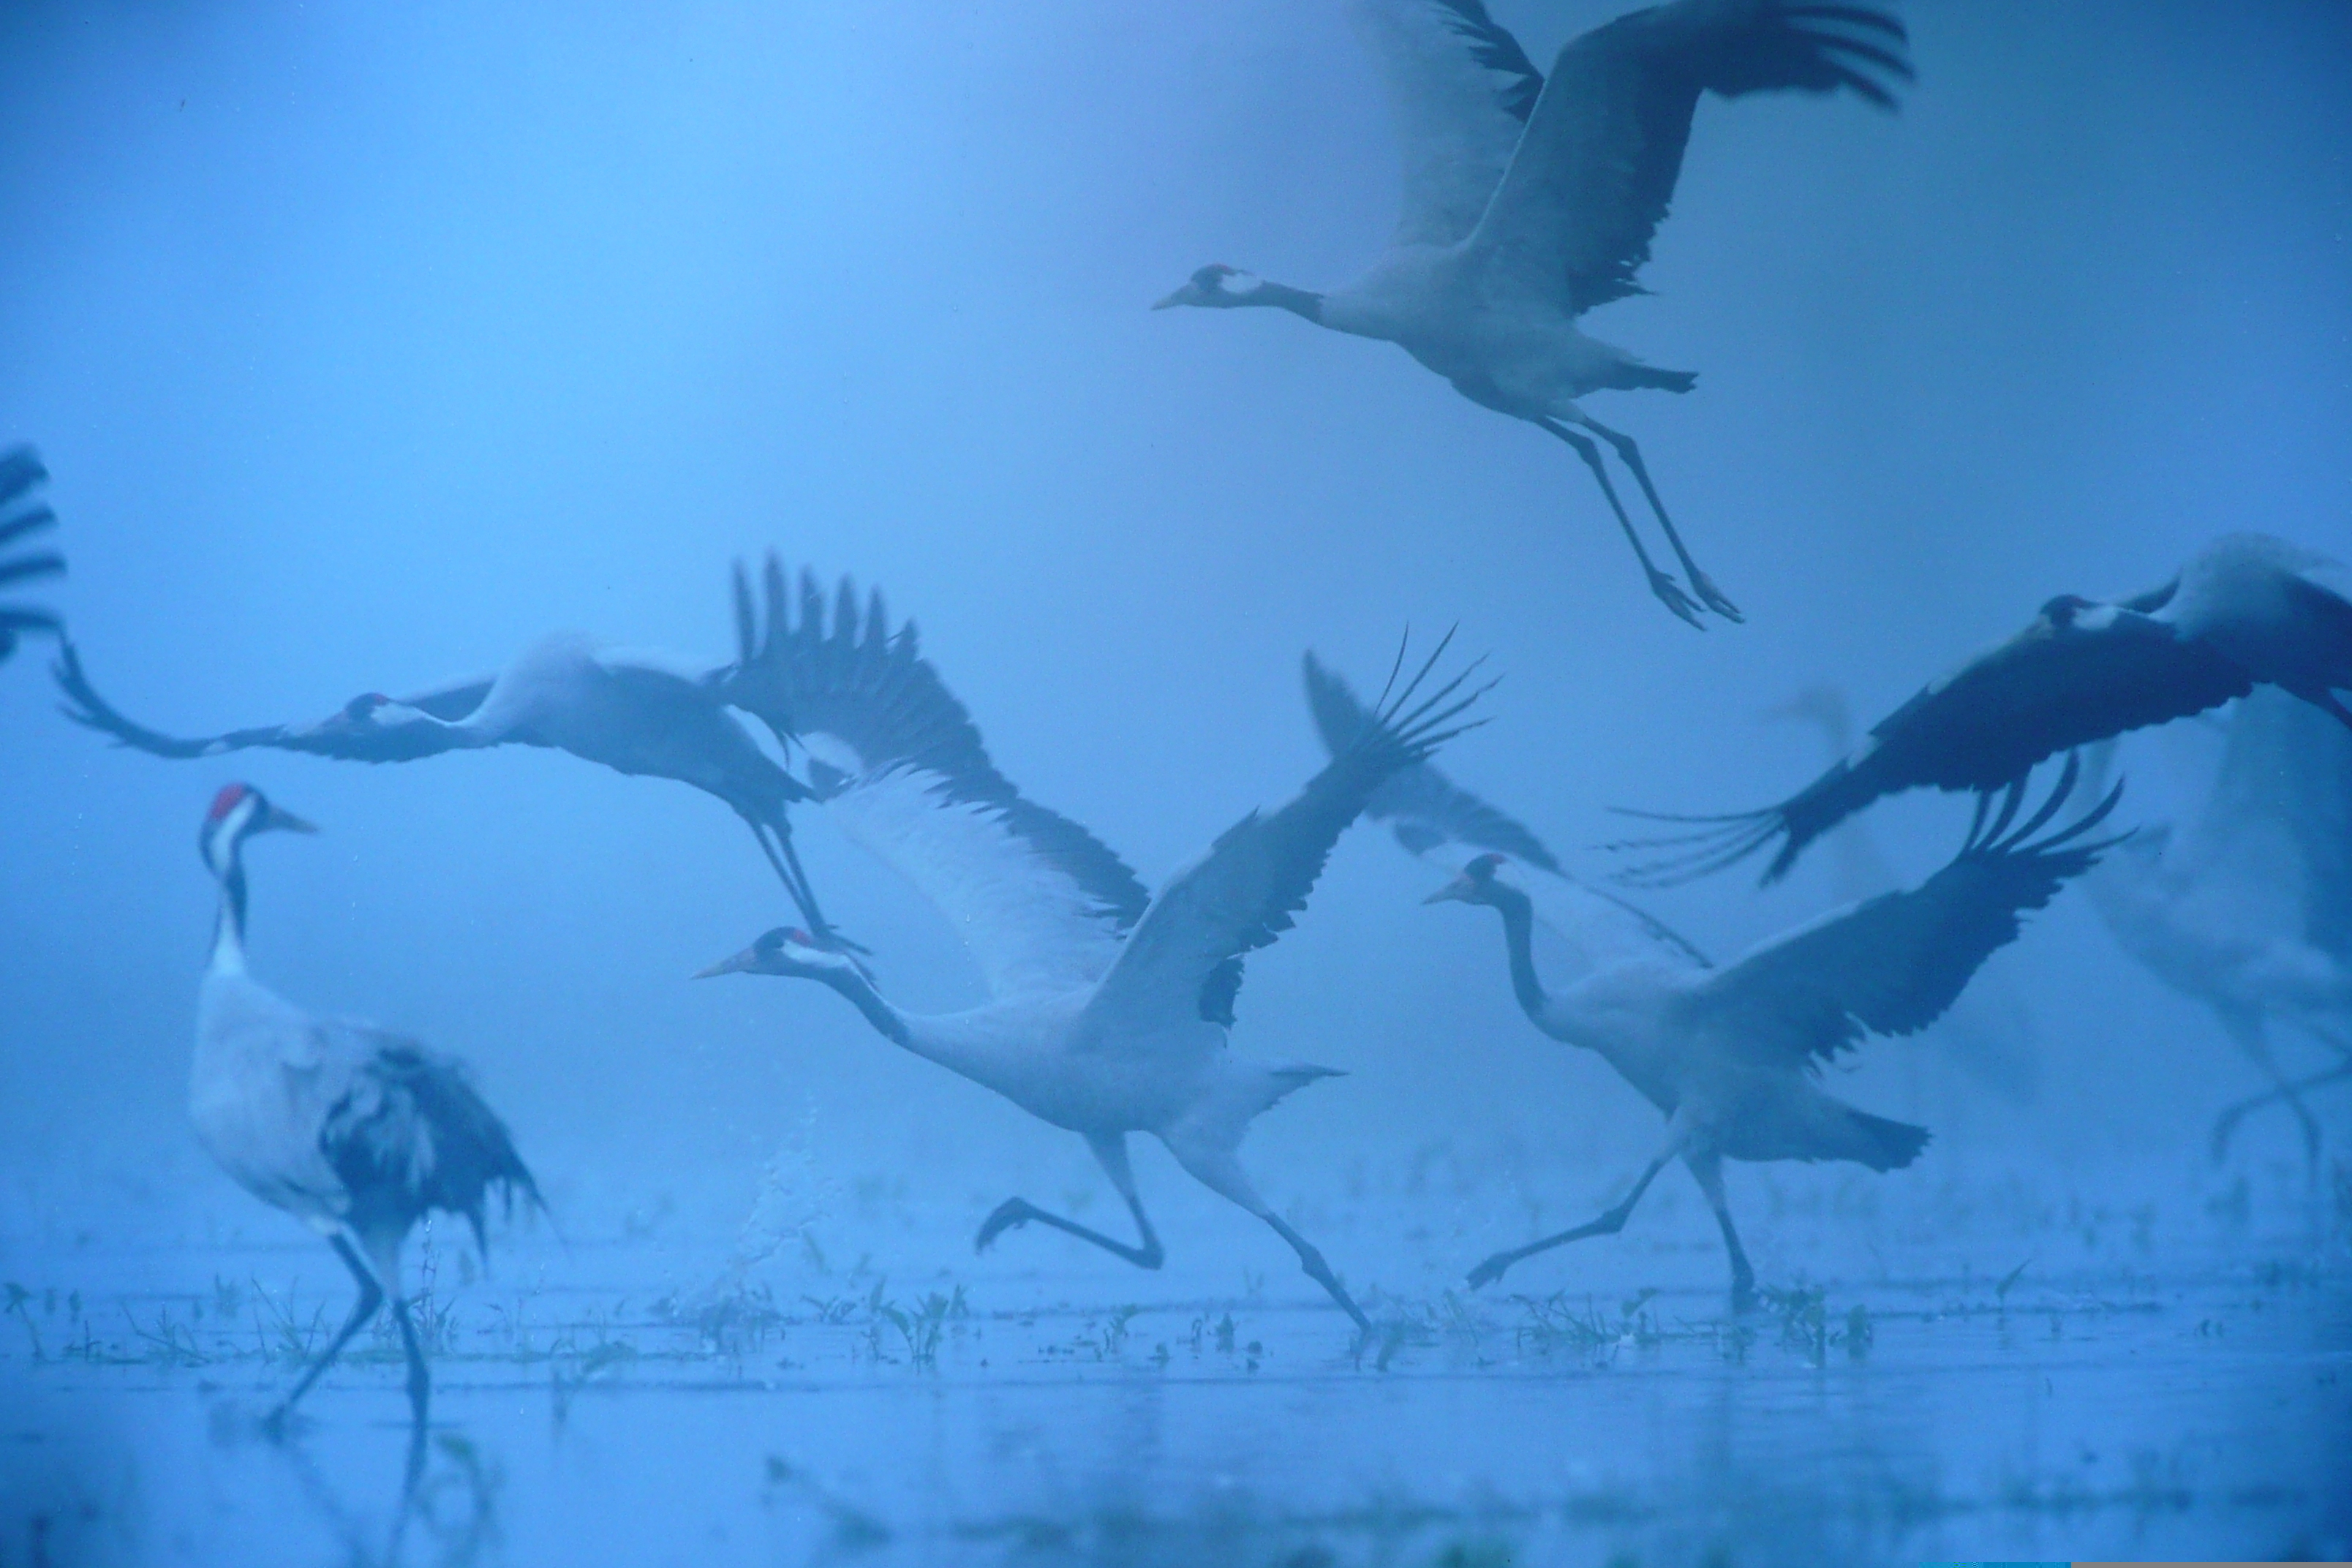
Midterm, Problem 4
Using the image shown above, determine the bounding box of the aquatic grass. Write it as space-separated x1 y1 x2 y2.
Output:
4 1281 44 1358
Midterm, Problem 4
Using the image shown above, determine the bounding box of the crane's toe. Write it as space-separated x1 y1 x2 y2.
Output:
1688 570 1744 623
973 1197 1036 1254
1465 1254 1512 1291
1647 570 1708 630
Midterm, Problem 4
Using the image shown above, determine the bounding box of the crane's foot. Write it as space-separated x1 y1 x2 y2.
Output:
1646 570 1707 630
1687 570 1744 623
1465 1252 1515 1292
973 1198 1038 1254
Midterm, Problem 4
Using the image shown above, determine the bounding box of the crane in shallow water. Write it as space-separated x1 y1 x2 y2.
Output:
1156 0 1911 625
190 783 540 1431
696 564 1485 1333
1428 764 2120 1306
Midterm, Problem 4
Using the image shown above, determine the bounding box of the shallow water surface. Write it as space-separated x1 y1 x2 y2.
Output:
8 1170 2348 1567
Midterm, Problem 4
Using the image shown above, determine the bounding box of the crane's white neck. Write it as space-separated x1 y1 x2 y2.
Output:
207 846 250 978
810 968 1041 1096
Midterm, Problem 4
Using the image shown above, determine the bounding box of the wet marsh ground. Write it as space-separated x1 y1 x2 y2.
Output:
5 1154 2348 1567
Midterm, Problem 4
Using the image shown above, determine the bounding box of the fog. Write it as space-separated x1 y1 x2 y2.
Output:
2 3 2348 1563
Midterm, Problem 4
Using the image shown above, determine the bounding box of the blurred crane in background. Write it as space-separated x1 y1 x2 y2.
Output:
2081 690 2352 1170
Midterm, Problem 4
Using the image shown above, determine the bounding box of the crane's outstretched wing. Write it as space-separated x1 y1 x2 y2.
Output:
1303 649 1559 870
720 558 1150 996
1683 762 2122 1065
53 639 496 762
1087 638 1485 1035
1349 0 1544 247
1613 598 2251 886
1304 649 1706 972
1 446 63 664
1466 0 1909 315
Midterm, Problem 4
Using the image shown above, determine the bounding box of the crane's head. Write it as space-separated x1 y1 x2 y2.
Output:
198 781 316 875
1422 852 1510 906
311 690 436 738
1153 264 1264 310
694 927 862 984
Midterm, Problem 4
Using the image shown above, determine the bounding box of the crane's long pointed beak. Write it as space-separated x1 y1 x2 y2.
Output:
693 948 755 980
1422 876 1472 905
266 807 319 835
1150 288 1189 311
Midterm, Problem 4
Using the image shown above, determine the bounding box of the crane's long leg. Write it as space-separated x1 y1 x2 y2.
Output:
1536 416 1705 630
974 1132 1164 1270
266 1235 385 1430
1567 409 1742 623
2212 1006 2321 1169
1161 1134 1368 1333
1684 1153 1757 1312
2212 1060 2351 1165
388 1292 429 1430
740 813 864 960
1466 1150 1673 1292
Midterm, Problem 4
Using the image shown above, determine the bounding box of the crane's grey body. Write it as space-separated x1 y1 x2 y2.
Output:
702 566 1485 1333
189 783 538 1435
1158 0 1912 624
1433 766 2121 1305
58 609 846 945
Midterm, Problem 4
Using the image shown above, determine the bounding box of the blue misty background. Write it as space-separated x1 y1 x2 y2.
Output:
1 0 2348 1258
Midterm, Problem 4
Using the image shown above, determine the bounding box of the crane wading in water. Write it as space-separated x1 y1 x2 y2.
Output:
1156 0 1911 626
192 783 540 1431
697 563 1487 1333
1428 763 2121 1306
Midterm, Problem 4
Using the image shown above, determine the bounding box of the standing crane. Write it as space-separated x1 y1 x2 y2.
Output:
1426 764 2119 1305
56 597 850 950
0 446 62 666
1156 0 1911 625
695 564 1485 1332
1616 534 2352 883
192 783 540 1430
2079 692 2352 1168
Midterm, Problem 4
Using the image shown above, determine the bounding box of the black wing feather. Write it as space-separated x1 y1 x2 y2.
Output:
721 555 1151 931
321 1039 542 1253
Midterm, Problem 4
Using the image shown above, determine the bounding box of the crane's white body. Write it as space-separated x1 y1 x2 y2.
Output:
1315 248 1648 418
192 943 355 1235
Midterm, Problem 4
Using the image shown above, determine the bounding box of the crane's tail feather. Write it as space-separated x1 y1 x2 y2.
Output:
1844 1110 1930 1172
1597 807 1791 888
